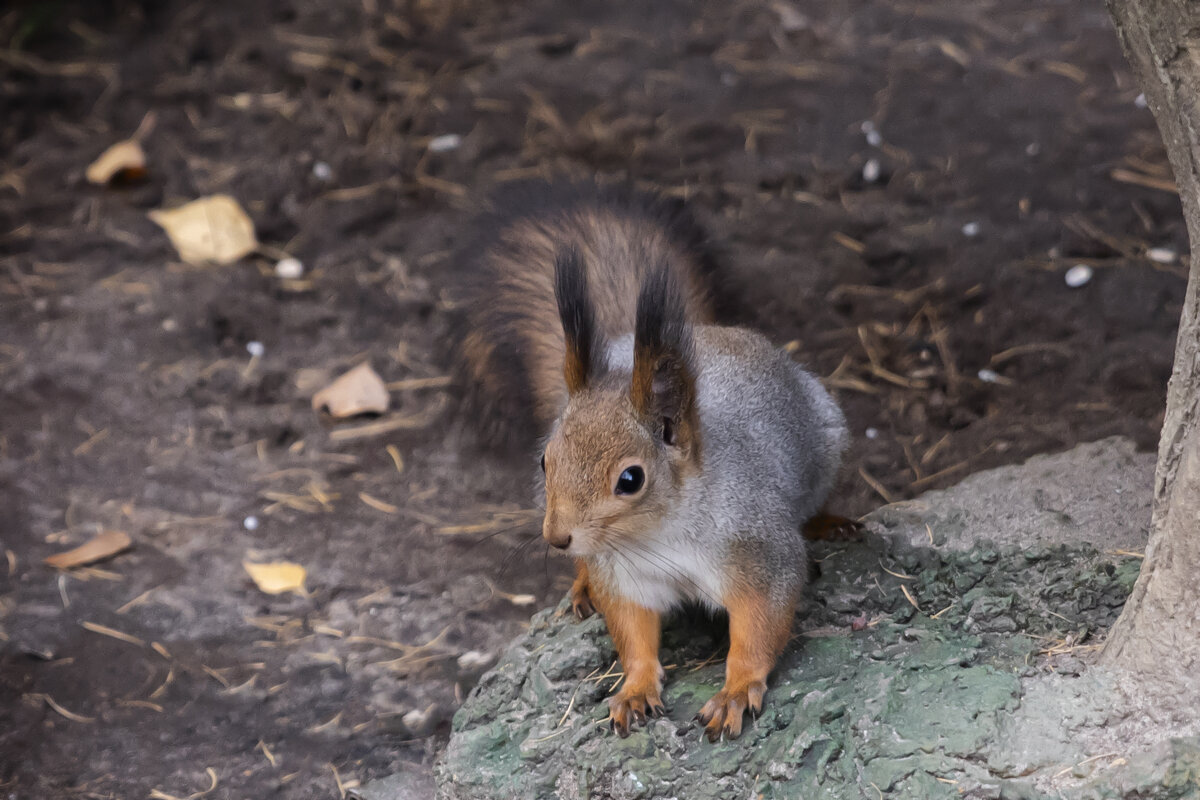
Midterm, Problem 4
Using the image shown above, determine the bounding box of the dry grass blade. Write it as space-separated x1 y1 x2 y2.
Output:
879 561 913 580
328 397 446 442
1110 168 1177 194
359 493 399 514
37 694 96 723
81 621 146 647
1053 753 1121 778
858 466 894 503
900 584 921 611
149 767 218 800
385 376 452 391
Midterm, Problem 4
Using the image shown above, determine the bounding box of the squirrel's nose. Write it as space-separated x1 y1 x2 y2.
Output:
546 531 572 550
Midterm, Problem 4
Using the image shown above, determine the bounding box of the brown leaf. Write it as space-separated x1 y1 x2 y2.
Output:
86 139 147 185
312 362 390 418
45 530 132 569
148 195 259 265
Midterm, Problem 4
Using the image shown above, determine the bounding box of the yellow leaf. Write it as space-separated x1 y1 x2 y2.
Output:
86 139 147 185
312 362 390 418
243 560 307 595
148 195 258 265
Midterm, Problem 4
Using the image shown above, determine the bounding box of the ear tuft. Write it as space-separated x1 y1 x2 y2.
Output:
555 247 599 395
631 265 698 449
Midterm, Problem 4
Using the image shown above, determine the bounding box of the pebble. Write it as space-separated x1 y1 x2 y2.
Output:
977 369 1001 384
428 134 462 153
860 120 882 147
243 515 260 531
865 427 879 440
312 161 332 181
457 650 494 671
862 158 881 183
1025 142 1041 157
1146 247 1176 264
1135 93 1147 109
1064 264 1094 288
275 257 304 279
961 221 980 237
246 340 265 358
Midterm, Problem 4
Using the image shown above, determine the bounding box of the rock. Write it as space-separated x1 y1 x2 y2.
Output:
418 440 1197 798
870 437 1153 553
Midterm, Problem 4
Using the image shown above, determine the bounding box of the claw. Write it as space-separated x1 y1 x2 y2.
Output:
697 682 764 742
608 680 665 737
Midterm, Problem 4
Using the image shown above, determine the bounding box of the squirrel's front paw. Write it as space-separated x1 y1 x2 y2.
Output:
570 585 595 620
608 681 665 737
696 681 766 741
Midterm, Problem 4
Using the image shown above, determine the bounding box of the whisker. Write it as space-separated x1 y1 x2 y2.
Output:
610 539 725 610
498 534 542 579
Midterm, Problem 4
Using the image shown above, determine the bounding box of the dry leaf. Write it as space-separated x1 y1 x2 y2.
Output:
86 139 147 185
148 195 259 265
45 530 132 569
243 561 307 595
312 362 390 418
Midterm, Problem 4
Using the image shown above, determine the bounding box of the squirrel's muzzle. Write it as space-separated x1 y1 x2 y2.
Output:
542 510 573 550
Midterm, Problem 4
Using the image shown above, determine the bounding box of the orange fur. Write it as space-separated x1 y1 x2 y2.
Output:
588 576 665 737
697 586 798 741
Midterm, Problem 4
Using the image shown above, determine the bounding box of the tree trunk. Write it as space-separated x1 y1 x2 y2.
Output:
1101 0 1200 682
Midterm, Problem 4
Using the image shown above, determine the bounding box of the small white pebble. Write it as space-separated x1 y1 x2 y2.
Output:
865 427 879 440
977 369 1001 384
961 222 981 237
1146 247 1176 264
274 257 304 279
161 318 178 332
866 130 883 147
1064 264 1094 288
428 134 462 153
1025 142 1041 157
457 650 494 671
246 340 265 358
243 515 260 531
312 161 332 181
1135 93 1148 109
402 708 430 732
862 158 881 183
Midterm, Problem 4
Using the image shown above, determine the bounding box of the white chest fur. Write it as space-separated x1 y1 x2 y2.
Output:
593 532 726 614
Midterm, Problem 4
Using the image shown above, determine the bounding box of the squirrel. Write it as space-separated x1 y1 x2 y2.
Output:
456 180 849 741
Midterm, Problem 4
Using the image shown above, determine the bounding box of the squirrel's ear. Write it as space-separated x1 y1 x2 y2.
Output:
555 247 601 395
631 265 698 450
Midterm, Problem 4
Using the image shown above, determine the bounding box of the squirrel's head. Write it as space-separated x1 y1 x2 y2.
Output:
541 248 701 557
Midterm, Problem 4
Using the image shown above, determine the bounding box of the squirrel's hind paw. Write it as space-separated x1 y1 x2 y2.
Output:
696 681 766 742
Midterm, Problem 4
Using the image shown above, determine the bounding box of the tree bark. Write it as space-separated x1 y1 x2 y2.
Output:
1101 0 1200 681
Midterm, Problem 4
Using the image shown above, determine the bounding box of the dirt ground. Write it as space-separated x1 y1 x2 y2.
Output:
0 0 1188 797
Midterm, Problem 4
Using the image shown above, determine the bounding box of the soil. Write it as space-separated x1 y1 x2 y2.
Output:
0 0 1188 798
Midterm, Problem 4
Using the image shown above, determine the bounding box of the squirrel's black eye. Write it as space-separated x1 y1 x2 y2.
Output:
615 466 645 495
540 453 546 473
